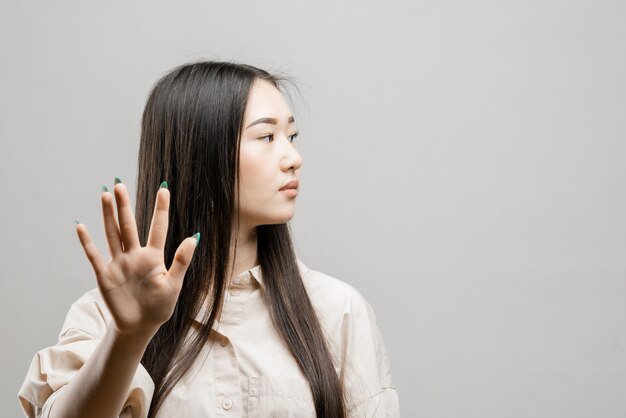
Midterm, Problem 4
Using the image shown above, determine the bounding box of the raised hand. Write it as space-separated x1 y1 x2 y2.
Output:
75 178 199 337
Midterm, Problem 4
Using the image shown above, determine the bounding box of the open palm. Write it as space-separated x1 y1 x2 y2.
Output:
75 179 199 336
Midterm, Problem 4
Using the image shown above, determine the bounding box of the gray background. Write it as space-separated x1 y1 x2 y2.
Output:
2 1 625 417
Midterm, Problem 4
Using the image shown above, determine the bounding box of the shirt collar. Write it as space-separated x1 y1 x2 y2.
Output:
192 258 309 325
245 258 310 291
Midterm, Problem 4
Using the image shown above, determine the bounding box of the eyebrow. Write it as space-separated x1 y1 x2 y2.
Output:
246 115 295 129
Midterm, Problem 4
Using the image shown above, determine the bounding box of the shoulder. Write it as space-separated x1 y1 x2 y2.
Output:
57 287 112 340
296 260 397 409
297 259 375 319
18 288 154 417
296 259 381 347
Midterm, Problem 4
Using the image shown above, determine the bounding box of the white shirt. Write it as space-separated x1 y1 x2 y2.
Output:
18 259 400 417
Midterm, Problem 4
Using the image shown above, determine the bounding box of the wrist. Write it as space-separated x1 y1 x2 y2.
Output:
112 324 158 347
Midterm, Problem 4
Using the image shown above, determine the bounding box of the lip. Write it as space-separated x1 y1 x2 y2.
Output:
279 180 299 191
280 188 298 197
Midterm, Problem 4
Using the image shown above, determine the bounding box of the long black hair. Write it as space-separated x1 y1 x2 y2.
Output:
134 61 347 417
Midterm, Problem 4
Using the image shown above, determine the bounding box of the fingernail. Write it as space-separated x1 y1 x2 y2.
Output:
101 185 109 193
192 232 200 245
114 177 122 185
74 220 80 228
160 181 168 189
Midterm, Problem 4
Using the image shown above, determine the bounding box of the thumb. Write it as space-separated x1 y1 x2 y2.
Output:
167 233 200 287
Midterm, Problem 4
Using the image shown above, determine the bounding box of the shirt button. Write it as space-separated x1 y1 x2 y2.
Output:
232 277 240 285
230 288 240 296
222 398 232 410
218 336 228 346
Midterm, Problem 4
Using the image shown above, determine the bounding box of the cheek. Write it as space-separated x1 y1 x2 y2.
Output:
239 151 271 196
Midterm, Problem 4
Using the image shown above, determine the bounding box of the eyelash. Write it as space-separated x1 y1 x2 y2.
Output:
260 131 300 143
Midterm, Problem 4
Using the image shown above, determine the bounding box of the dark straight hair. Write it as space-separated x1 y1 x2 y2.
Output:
134 61 347 417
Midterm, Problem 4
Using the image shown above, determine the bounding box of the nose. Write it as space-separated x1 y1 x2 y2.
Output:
279 135 303 172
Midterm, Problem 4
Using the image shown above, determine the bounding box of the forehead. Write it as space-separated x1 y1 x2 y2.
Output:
244 79 292 124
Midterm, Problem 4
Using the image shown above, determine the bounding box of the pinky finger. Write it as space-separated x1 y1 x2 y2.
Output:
75 222 108 285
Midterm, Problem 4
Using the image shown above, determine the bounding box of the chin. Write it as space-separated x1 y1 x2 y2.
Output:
259 210 296 225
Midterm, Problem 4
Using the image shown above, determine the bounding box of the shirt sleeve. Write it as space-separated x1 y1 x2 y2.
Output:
17 288 155 418
341 291 401 418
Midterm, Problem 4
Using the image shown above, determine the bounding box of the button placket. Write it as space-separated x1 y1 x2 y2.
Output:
213 332 241 415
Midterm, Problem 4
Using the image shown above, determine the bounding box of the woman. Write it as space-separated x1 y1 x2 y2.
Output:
18 61 400 417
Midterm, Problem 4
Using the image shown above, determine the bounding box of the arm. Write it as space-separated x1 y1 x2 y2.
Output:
42 181 196 417
339 290 400 417
49 323 156 418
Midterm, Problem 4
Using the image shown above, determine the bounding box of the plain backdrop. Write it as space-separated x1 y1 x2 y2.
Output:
2 1 625 417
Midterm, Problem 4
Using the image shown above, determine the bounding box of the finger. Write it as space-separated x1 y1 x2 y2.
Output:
166 235 199 289
101 188 123 257
147 185 170 250
75 223 108 287
113 181 141 251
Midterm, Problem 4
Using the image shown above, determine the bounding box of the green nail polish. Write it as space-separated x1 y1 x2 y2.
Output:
192 232 200 245
74 220 80 227
114 177 122 185
101 185 109 193
160 181 168 189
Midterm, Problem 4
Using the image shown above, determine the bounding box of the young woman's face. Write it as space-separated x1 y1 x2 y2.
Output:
237 78 303 227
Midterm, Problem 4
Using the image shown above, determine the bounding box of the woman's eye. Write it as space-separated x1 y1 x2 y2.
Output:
259 131 300 143
289 131 300 142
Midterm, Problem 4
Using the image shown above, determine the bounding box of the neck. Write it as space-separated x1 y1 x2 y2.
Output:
227 223 259 281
